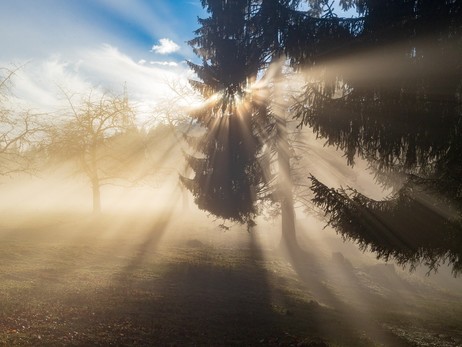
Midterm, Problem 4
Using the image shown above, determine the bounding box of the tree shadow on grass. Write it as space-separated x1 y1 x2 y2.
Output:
70 230 384 346
118 206 176 275
0 217 415 346
281 231 412 347
106 230 287 345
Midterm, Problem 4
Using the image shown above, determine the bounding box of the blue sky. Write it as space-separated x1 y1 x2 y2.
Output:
0 0 206 117
0 1 354 118
1 0 205 61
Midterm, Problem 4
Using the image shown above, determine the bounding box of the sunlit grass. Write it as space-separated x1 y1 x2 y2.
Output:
1 208 461 346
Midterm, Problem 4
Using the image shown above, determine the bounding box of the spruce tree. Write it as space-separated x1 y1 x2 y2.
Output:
289 0 462 273
181 0 265 225
181 0 302 231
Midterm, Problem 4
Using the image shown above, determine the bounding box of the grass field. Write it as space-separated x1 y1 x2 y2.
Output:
0 211 461 346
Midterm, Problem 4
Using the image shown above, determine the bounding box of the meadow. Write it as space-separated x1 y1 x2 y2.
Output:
1 210 461 346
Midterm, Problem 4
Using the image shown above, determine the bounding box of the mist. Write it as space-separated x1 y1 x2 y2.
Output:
1 125 460 346
2 149 458 276
2 1 462 346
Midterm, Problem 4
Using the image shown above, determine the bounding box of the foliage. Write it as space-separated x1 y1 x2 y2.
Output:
184 0 462 269
310 175 462 274
184 0 320 226
182 0 271 224
289 1 462 272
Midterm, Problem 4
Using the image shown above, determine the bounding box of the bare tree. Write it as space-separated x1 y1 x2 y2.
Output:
46 88 136 213
0 66 47 177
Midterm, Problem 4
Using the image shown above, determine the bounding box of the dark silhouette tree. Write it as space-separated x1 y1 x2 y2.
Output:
183 0 462 271
289 0 462 273
182 0 308 243
181 0 265 225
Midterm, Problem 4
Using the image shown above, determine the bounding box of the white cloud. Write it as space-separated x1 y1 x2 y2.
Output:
4 44 194 122
151 38 180 55
6 57 93 113
138 59 147 65
150 61 178 67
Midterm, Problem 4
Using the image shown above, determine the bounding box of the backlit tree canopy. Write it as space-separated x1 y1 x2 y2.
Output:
289 0 462 273
181 0 266 224
183 0 462 272
181 0 303 225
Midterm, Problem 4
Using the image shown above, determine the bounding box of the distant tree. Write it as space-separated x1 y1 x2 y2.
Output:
0 67 46 177
139 123 185 188
46 89 136 213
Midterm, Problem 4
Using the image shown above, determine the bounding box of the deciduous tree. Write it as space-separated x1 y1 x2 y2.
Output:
46 89 136 213
0 67 46 177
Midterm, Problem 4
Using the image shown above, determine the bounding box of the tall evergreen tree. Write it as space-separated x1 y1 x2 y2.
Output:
289 0 462 273
181 0 265 225
181 0 303 234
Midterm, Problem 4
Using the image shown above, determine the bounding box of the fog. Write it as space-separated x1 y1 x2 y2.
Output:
1 130 459 287
0 135 461 346
0 33 462 345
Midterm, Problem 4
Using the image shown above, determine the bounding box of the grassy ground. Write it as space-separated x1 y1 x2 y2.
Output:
0 212 461 346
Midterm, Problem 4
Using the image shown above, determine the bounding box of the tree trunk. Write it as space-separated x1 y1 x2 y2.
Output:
277 116 297 251
180 180 189 211
270 58 298 252
89 144 101 215
91 176 101 214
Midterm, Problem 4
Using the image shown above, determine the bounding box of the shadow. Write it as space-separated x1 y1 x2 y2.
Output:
114 230 291 345
3 216 443 346
61 230 362 346
80 230 400 346
280 230 412 347
117 205 176 276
